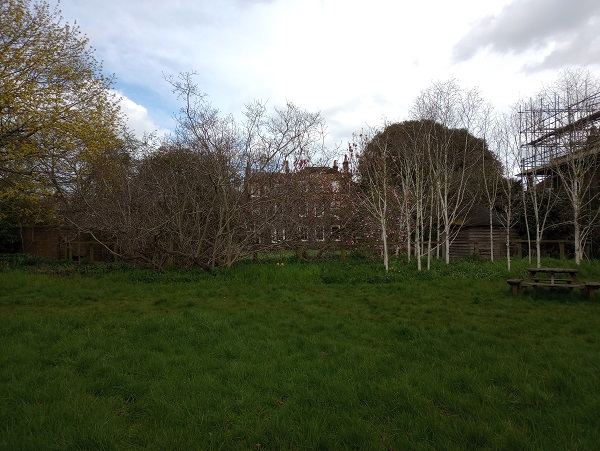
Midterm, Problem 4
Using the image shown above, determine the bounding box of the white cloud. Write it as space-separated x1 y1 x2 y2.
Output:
59 0 600 149
113 91 170 139
453 0 600 70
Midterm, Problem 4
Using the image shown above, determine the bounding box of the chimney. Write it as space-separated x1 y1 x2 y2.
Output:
343 154 349 173
284 160 289 174
333 160 338 171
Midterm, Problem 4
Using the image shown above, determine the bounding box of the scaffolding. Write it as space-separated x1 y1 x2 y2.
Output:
517 90 600 260
519 91 600 177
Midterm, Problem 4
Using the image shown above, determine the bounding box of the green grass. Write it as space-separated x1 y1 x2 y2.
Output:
1 256 600 450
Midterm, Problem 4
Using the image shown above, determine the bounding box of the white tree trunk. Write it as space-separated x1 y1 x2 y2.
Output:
536 224 542 268
505 204 512 271
489 208 494 261
416 200 422 271
506 230 511 272
573 196 582 264
381 218 389 272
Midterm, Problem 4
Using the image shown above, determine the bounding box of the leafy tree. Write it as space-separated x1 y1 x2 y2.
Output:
0 0 124 229
359 116 500 268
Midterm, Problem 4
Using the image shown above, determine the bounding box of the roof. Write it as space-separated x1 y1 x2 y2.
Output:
456 203 504 227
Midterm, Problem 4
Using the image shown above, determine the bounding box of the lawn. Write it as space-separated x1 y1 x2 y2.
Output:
1 255 600 450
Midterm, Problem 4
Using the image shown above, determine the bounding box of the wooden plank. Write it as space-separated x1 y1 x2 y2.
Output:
521 282 585 289
527 267 578 273
527 280 578 285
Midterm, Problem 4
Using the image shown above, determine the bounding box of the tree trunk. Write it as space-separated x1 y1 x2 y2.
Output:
406 211 412 262
415 201 422 271
573 198 582 264
489 208 494 261
506 231 511 272
536 224 542 268
505 204 512 271
381 219 389 272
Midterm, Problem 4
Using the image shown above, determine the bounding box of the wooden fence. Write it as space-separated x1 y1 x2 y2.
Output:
16 226 596 263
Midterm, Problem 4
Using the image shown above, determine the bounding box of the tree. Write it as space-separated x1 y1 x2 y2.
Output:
265 159 353 261
517 113 559 268
360 121 431 270
517 68 600 265
360 114 499 269
0 0 124 228
410 80 493 264
542 68 600 264
490 111 523 271
69 73 327 271
352 128 394 271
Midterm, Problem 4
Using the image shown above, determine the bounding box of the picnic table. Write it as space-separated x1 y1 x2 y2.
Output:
508 267 600 298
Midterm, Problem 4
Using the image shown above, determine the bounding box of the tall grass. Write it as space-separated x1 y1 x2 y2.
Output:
1 255 599 449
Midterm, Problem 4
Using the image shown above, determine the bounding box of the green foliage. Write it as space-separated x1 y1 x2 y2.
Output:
0 0 126 226
0 252 41 267
363 119 501 199
0 224 19 253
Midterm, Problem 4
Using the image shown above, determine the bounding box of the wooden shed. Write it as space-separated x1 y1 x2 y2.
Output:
447 204 515 260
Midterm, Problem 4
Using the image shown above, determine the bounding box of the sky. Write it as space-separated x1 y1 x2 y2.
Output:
57 0 600 154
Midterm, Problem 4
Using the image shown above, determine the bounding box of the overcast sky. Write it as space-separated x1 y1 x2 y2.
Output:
58 0 600 152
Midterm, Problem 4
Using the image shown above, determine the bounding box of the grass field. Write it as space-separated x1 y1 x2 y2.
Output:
1 255 600 450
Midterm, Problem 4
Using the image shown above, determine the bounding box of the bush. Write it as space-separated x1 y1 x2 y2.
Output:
0 224 19 253
0 253 41 268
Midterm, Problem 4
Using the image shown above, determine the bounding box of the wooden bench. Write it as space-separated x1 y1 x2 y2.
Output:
507 279 523 295
585 282 600 299
518 267 586 299
509 268 600 299
520 280 586 298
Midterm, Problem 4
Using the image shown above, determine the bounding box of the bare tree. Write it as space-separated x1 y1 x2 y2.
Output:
356 116 497 270
491 111 522 270
248 157 352 261
542 68 600 264
517 105 561 268
517 68 600 266
67 73 327 271
391 121 432 271
353 128 393 271
410 80 491 264
477 105 504 262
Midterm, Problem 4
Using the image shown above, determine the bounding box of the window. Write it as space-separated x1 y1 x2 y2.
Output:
299 200 309 218
330 200 340 218
330 225 341 241
315 203 325 217
277 229 286 242
271 229 285 243
315 226 325 241
299 227 309 241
